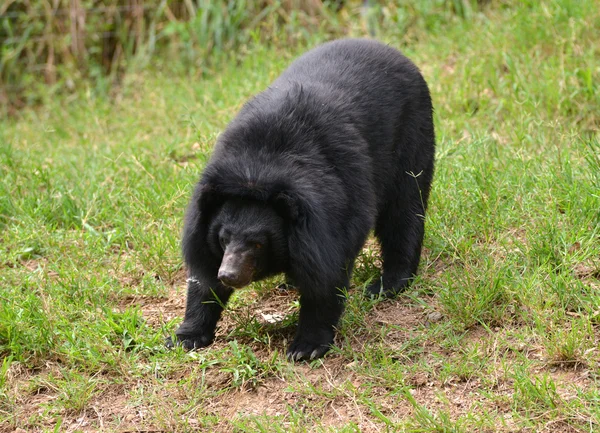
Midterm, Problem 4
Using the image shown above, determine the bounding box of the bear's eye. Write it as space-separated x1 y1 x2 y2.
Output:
220 235 229 249
255 243 262 249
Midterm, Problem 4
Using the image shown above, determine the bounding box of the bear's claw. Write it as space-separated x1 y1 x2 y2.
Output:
287 337 332 361
165 334 214 351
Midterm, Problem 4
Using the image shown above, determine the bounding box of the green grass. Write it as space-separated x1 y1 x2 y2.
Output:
1 1 599 431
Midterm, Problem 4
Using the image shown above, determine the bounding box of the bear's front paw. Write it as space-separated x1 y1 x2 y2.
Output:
365 280 388 297
287 334 333 361
165 333 214 351
365 280 406 298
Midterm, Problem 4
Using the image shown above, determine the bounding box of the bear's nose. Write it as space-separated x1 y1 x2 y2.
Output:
217 269 238 287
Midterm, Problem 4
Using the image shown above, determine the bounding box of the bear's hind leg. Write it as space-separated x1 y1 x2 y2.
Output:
366 180 428 298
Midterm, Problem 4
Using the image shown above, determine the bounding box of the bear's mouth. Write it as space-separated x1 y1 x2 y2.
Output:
219 276 253 289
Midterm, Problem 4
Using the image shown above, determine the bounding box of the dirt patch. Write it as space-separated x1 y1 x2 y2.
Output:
207 359 404 433
371 300 428 328
574 259 600 288
11 265 590 432
6 314 597 432
120 287 186 328
117 268 188 328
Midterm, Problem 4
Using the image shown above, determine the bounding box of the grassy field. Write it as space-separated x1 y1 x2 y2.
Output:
1 1 600 432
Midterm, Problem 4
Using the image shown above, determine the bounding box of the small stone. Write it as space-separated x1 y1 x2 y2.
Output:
515 343 527 352
411 372 428 387
427 311 443 322
260 313 284 323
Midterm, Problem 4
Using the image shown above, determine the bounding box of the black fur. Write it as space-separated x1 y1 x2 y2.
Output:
171 38 435 361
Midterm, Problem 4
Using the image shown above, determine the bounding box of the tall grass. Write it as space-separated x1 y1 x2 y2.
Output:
0 0 334 111
2 0 496 113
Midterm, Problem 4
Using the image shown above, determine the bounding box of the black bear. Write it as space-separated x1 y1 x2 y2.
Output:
171 38 435 361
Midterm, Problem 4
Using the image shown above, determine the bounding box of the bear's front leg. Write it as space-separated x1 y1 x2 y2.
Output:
287 288 346 361
167 276 233 350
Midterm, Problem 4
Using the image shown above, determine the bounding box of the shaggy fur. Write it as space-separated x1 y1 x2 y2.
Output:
170 38 435 360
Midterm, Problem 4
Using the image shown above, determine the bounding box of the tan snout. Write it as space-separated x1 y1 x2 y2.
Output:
218 246 254 288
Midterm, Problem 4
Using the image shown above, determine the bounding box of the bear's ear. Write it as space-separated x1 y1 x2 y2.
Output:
272 192 301 222
197 184 223 217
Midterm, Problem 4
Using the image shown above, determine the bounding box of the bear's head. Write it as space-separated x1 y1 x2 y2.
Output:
206 197 290 288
